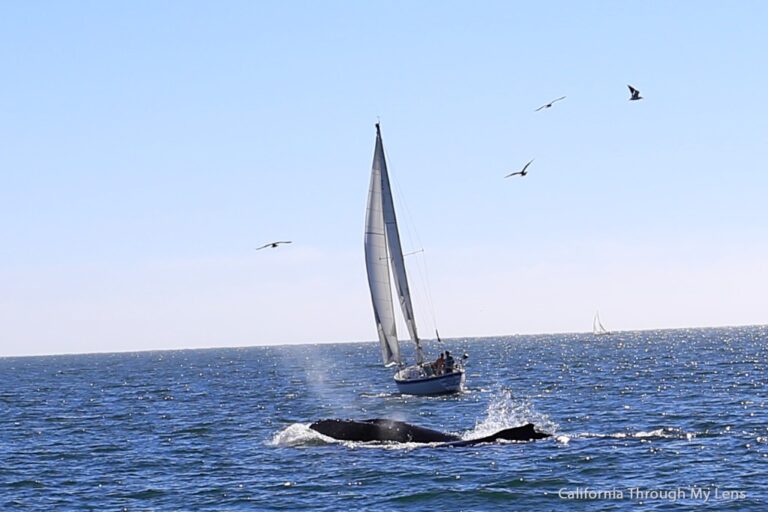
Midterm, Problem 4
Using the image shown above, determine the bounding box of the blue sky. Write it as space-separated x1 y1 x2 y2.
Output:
1 1 766 356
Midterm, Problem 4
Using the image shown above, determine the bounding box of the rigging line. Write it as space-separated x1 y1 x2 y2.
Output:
390 186 439 339
381 138 441 337
380 249 423 260
418 248 440 336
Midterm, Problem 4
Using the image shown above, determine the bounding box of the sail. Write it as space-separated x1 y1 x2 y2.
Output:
375 125 424 364
593 311 608 335
365 126 400 366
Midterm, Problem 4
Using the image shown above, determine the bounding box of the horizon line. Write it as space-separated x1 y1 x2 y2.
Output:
1 322 764 360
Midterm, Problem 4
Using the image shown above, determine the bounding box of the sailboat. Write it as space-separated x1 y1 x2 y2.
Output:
364 123 466 395
593 311 611 336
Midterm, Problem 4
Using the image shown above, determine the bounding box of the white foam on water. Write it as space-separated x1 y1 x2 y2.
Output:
359 392 394 398
341 440 434 451
462 389 559 440
634 428 667 438
572 427 699 440
268 423 335 447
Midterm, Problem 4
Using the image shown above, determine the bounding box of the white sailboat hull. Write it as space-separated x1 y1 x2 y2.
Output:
394 367 465 395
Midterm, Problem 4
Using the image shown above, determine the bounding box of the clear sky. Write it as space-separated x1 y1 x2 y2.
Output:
1 1 766 356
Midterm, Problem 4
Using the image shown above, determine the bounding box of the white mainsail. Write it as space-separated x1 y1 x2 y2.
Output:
364 123 424 366
365 127 399 366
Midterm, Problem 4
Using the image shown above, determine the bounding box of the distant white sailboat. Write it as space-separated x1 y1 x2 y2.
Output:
593 311 611 336
364 123 466 395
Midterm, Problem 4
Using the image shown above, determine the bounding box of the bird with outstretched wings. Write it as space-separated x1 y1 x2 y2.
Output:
535 96 566 111
505 159 534 178
256 241 292 251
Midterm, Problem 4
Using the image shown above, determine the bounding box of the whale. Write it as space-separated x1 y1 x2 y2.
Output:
309 418 550 446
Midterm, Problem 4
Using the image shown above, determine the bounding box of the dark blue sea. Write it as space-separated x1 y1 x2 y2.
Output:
2 326 767 510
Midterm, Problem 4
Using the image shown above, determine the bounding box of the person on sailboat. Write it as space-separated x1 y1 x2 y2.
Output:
444 351 455 374
433 353 445 375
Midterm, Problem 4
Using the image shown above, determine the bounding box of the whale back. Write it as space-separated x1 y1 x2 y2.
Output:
309 419 550 446
443 423 551 447
310 418 460 443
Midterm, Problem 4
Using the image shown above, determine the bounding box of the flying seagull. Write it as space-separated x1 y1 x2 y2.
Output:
505 159 534 178
256 241 292 251
535 96 566 111
627 85 642 101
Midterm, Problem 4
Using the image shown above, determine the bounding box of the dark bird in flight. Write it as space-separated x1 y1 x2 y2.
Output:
535 96 566 111
505 159 534 178
627 85 642 101
256 241 292 251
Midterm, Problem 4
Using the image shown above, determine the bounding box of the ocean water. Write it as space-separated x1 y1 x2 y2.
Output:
1 326 767 510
